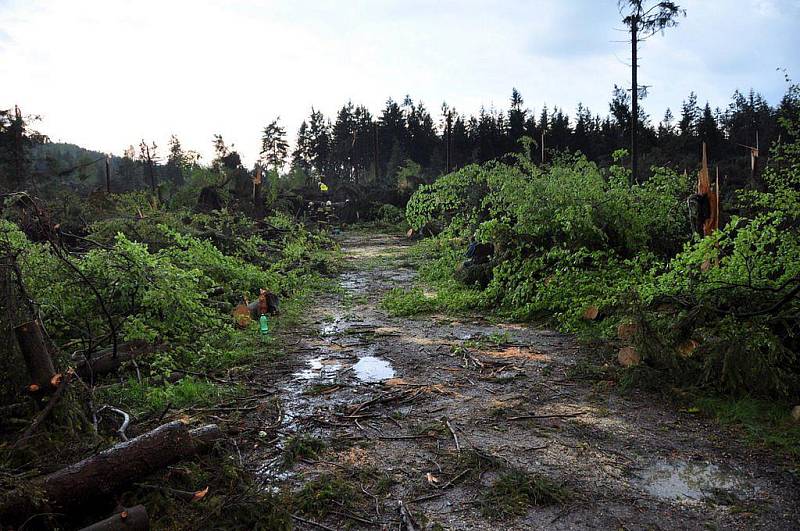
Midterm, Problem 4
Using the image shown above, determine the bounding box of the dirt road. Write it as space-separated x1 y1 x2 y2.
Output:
251 232 799 530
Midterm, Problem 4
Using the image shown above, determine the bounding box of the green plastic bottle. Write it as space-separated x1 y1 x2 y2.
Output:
259 314 270 338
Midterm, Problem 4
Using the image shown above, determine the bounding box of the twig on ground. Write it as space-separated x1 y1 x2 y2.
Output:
291 514 337 531
398 500 417 531
96 405 131 441
506 411 586 421
445 418 461 454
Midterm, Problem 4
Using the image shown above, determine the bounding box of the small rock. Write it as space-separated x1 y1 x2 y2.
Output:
792 405 800 422
618 346 641 367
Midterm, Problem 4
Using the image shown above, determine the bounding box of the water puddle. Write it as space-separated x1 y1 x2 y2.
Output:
353 356 395 382
638 460 749 502
294 356 342 381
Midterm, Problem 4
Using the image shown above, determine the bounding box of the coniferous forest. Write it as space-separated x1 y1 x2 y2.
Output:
1 1 799 530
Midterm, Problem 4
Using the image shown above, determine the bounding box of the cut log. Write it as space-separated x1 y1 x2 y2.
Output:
0 422 221 521
75 341 156 379
616 322 638 341
78 505 149 531
14 319 56 390
581 306 600 321
618 346 641 367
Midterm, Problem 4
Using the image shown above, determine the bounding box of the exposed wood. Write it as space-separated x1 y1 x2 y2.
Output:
15 370 74 446
445 419 461 454
78 505 149 531
14 319 56 390
398 500 417 531
507 411 586 421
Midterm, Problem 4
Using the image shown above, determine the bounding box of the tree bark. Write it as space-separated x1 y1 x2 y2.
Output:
75 341 156 379
78 505 149 531
14 319 56 390
0 422 221 521
630 19 639 184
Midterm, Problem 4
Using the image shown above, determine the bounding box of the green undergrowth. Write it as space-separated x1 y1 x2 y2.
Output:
398 92 800 402
282 435 327 467
0 194 342 529
692 397 800 459
479 469 570 518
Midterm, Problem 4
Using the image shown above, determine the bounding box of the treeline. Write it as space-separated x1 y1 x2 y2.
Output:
3 85 799 203
285 86 799 192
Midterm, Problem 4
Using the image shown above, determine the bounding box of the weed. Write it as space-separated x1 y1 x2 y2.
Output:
693 397 800 458
282 436 327 467
294 473 363 517
479 469 569 518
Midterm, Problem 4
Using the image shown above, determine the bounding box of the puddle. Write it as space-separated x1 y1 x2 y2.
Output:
353 356 395 382
294 356 342 381
638 460 749 502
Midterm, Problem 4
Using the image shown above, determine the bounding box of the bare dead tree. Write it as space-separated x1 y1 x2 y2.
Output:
618 1 685 183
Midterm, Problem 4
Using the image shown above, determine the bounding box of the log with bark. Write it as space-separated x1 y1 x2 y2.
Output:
0 421 222 523
78 505 149 531
75 341 159 379
14 319 56 391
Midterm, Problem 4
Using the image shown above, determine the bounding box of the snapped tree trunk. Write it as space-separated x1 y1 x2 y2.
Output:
14 319 56 390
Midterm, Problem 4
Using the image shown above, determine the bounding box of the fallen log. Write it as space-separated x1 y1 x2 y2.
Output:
78 505 149 531
75 341 157 379
14 319 56 390
0 422 222 522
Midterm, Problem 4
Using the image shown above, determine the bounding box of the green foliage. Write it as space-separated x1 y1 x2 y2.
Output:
693 397 800 458
382 287 436 316
376 203 405 225
404 88 800 398
294 473 363 517
480 470 569 518
282 435 326 467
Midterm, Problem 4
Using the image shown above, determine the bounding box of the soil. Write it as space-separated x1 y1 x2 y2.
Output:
248 232 800 530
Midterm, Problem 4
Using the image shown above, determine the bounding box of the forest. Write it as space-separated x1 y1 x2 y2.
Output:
1 1 799 530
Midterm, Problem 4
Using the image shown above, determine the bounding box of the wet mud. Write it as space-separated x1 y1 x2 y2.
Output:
249 232 799 530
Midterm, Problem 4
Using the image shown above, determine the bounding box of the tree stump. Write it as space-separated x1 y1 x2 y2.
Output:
14 319 56 390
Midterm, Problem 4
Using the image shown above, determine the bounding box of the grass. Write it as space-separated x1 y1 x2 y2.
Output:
479 469 570 518
294 472 364 517
282 435 327 466
102 376 241 416
693 396 800 459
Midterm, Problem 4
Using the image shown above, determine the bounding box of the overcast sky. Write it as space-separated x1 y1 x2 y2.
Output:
1 0 798 164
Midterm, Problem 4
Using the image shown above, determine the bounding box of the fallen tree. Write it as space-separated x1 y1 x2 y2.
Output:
0 421 222 523
78 505 149 531
75 340 158 379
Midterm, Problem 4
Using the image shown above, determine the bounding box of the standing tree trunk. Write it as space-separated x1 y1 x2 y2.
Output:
630 18 639 184
105 156 111 194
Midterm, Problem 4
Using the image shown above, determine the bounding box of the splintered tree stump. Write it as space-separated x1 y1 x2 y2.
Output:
78 505 149 531
0 422 222 522
14 319 56 390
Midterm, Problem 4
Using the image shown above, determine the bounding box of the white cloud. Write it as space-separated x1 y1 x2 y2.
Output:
0 0 796 164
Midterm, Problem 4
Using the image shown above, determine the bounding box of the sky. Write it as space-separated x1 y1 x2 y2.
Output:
1 0 798 165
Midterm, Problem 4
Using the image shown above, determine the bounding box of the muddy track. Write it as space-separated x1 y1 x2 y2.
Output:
250 232 799 530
